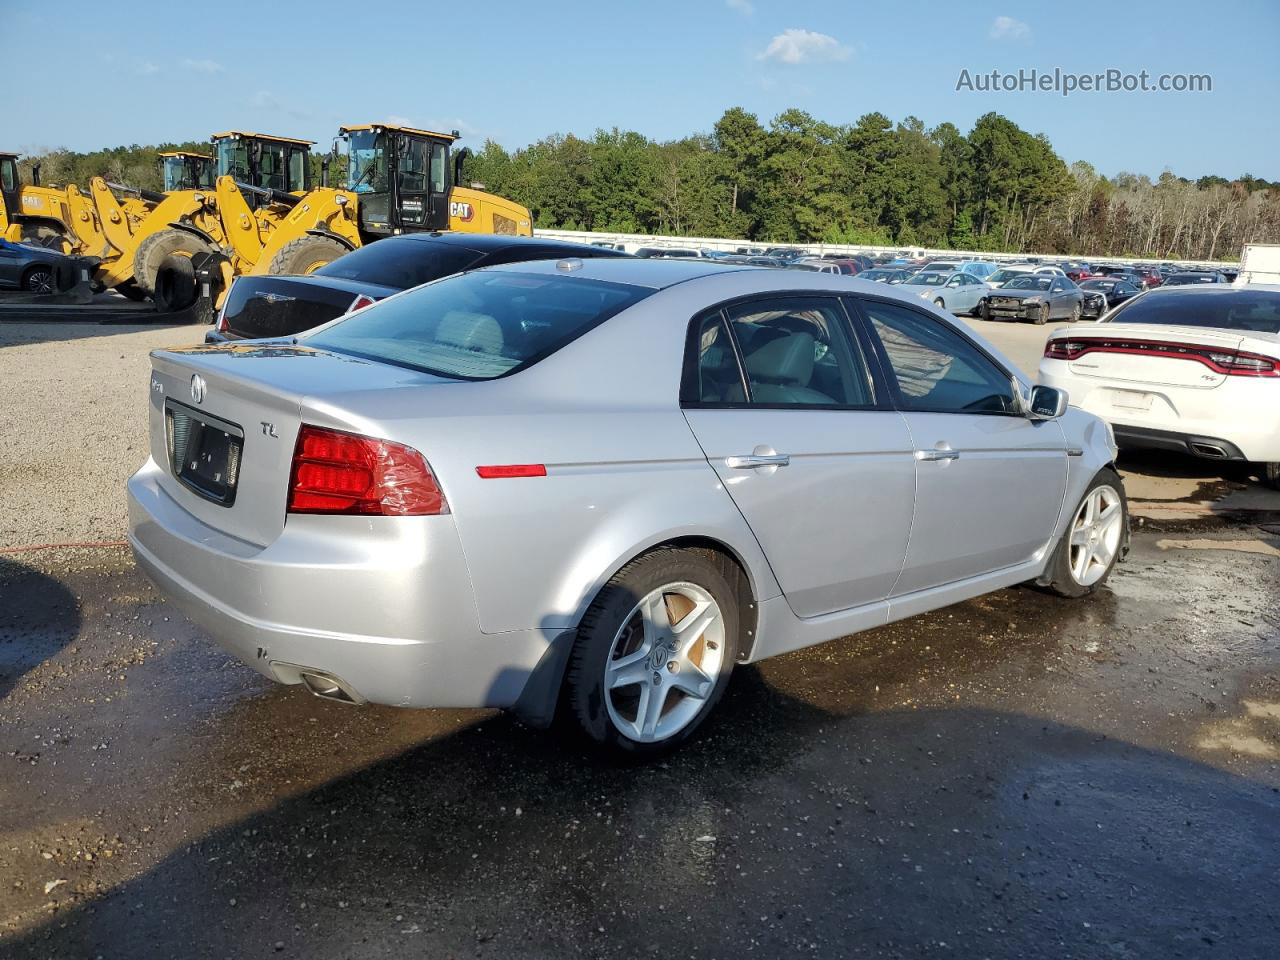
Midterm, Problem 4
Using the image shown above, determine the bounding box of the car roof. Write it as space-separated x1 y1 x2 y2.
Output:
1147 282 1279 294
482 256 751 289
391 232 629 255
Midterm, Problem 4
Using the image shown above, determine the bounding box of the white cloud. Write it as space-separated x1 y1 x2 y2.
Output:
726 0 754 15
757 28 851 65
182 58 224 74
386 115 413 127
989 16 1030 40
136 62 160 76
250 89 316 121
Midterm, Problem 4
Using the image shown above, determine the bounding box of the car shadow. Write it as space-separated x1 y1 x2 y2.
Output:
0 558 82 701
3 692 1276 957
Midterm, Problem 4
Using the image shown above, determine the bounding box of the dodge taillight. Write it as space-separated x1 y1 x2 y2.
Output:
1043 338 1280 376
287 425 448 515
347 294 376 314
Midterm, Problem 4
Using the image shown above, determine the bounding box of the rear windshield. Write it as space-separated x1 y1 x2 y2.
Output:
305 270 651 379
314 237 481 291
1107 288 1280 334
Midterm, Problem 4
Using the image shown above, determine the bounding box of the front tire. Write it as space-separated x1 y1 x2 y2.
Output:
21 265 54 294
1041 468 1128 598
132 229 213 298
1034 303 1049 325
1263 462 1280 490
153 253 198 311
566 548 740 757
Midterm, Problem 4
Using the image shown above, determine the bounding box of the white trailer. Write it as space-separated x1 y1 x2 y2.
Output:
1236 243 1280 285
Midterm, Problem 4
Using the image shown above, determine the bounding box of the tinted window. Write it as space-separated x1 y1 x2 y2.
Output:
1 159 17 192
306 271 650 380
314 237 481 290
1106 289 1280 334
861 300 1017 414
719 297 874 407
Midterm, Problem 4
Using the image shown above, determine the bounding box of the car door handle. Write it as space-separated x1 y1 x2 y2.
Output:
725 454 791 469
915 448 960 462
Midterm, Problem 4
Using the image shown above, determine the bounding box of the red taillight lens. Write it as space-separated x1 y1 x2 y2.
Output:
1043 338 1279 376
287 425 448 515
216 305 229 333
347 294 376 314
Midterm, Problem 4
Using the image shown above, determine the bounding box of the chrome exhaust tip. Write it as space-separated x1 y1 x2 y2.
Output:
269 662 364 704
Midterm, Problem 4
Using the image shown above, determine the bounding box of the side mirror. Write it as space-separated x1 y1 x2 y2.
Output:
1028 384 1068 420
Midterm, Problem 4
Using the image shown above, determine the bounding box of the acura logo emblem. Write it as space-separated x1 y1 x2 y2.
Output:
190 374 206 404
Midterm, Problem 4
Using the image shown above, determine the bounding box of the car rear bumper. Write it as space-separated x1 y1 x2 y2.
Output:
1040 364 1280 462
127 458 554 710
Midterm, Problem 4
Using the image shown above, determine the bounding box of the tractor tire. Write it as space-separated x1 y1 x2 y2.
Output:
114 279 148 302
265 234 350 276
153 253 198 312
132 229 213 298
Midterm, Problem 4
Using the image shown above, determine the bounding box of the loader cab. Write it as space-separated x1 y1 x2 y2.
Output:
341 124 454 236
159 152 215 192
0 153 18 233
210 132 314 197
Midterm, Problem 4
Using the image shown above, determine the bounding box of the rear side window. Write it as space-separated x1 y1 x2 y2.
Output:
306 270 650 380
314 237 481 291
859 300 1018 414
1107 288 1280 333
684 297 875 407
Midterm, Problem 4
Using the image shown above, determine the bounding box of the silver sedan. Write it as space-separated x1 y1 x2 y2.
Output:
128 260 1126 756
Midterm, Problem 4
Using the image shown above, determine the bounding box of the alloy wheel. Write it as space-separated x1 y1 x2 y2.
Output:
1068 486 1124 586
604 582 726 743
25 268 54 295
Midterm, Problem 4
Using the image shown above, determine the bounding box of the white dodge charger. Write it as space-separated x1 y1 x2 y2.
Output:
1039 284 1280 488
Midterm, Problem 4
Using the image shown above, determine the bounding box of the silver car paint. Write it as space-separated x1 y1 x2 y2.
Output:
127 261 1117 712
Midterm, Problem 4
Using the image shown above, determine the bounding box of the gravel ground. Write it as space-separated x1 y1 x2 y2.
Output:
0 322 204 549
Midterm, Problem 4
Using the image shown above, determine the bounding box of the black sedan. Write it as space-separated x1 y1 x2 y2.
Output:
1078 277 1143 318
208 234 631 342
0 238 61 293
1162 271 1228 286
978 274 1085 324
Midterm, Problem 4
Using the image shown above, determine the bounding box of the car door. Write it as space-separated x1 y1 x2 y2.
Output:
0 239 21 288
682 295 917 618
851 296 1069 595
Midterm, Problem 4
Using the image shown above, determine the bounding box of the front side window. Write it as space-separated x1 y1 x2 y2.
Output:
0 159 16 192
286 148 308 193
214 138 249 181
347 130 389 193
398 138 428 194
860 300 1018 415
704 297 876 407
256 142 287 191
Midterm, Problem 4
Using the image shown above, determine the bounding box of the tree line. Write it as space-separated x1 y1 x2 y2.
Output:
18 109 1280 261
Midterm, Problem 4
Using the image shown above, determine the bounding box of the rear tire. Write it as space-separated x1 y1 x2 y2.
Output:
565 548 740 758
132 229 212 297
1263 462 1280 491
1040 468 1128 598
265 234 349 276
153 253 198 312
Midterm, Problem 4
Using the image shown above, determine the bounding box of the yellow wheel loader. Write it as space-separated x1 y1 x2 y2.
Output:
0 152 109 257
208 124 532 284
90 131 314 305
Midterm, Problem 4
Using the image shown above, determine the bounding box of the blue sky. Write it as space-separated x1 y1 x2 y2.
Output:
4 0 1277 180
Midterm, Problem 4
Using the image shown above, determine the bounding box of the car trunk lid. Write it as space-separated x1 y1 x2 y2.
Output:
147 344 451 546
219 275 397 341
1061 323 1247 388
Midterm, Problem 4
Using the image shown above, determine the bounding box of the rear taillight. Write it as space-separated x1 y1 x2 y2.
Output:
215 304 229 333
347 294 376 314
1043 338 1280 376
287 425 448 515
